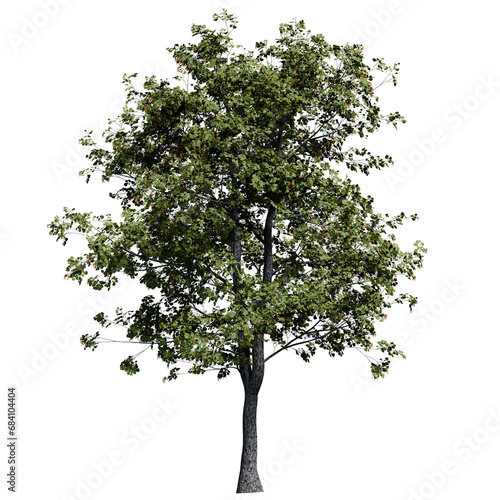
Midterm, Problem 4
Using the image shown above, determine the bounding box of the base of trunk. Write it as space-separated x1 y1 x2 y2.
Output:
236 389 263 493
236 468 264 493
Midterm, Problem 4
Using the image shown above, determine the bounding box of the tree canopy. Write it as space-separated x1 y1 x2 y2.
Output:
48 10 425 384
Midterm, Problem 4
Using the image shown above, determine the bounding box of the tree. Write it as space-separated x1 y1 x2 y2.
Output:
48 10 426 494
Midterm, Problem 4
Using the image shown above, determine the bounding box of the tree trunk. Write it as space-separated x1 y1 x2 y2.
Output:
234 202 275 493
236 384 263 493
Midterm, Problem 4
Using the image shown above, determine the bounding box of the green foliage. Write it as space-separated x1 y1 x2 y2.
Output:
80 332 99 351
120 356 140 376
48 10 425 381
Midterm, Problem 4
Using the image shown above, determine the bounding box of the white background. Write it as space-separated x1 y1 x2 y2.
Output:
2 1 500 499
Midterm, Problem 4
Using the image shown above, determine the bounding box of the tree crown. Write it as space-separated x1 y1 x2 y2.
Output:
49 10 426 381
